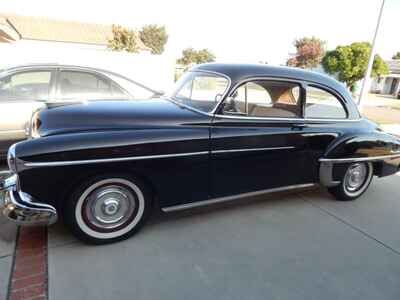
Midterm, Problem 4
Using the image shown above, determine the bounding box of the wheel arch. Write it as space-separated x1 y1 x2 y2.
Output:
52 165 160 215
319 131 400 187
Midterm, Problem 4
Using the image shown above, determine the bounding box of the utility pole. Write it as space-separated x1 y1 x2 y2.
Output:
358 0 386 107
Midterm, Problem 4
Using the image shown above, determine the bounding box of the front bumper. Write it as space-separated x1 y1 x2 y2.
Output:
0 173 57 226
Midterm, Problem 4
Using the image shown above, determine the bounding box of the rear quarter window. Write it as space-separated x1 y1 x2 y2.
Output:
305 86 347 119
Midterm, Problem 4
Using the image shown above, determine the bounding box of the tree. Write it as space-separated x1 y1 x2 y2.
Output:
322 42 389 89
139 24 168 54
392 52 400 59
177 48 215 68
108 25 141 53
287 37 325 69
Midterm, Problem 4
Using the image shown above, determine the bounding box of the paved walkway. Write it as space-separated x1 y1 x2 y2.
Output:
0 217 17 300
0 168 17 300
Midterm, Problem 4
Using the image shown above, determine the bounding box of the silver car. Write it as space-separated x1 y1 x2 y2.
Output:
0 64 160 158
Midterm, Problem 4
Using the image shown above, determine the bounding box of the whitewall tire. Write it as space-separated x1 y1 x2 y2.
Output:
328 162 373 201
65 174 151 244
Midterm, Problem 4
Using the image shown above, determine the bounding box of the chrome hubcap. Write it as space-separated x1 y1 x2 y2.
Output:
84 185 136 230
344 163 368 192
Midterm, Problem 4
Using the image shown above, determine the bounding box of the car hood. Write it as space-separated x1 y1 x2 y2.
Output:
34 98 209 137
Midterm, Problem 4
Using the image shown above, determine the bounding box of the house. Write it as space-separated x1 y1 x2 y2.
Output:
0 14 151 52
370 60 400 96
0 14 174 91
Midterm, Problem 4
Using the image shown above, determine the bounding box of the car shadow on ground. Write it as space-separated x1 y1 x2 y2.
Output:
49 185 332 247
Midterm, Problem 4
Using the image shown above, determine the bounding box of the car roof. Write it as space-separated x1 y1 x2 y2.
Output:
1 63 109 73
193 63 346 93
191 63 360 119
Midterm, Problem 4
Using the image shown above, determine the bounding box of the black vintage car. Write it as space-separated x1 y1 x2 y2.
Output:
1 63 400 244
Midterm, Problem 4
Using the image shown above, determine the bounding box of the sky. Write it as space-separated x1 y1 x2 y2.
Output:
0 0 399 65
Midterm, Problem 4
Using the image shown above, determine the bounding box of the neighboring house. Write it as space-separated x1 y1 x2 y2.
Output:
0 14 174 91
370 60 400 96
0 14 151 52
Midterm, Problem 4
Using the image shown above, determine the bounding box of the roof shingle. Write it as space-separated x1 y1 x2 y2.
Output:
0 14 150 50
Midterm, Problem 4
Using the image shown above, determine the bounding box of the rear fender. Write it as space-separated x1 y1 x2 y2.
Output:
319 132 400 187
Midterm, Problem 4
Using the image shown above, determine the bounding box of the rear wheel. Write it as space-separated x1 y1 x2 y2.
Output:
65 174 151 244
328 162 373 201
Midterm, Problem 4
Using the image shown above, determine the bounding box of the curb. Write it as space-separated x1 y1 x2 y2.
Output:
7 227 48 300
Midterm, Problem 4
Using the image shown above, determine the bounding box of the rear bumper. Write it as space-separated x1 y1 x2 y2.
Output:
0 173 57 226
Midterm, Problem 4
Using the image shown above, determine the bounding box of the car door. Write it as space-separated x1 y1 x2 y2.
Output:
210 78 313 198
0 69 54 157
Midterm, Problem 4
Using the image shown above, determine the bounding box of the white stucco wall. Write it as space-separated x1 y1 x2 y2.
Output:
0 40 175 92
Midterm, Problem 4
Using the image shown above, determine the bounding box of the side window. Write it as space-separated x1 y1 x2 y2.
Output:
106 73 153 99
0 71 51 101
223 80 301 118
59 71 112 100
175 73 229 112
305 86 347 119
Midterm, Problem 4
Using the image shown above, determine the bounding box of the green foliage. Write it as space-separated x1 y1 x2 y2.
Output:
372 54 389 78
322 42 389 88
139 24 168 55
392 52 400 59
177 48 216 68
287 37 325 69
108 25 140 53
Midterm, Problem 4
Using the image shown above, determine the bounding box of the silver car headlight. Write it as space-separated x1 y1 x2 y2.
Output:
7 144 17 173
29 111 41 139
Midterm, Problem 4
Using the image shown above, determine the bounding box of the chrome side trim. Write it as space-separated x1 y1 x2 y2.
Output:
212 146 295 154
319 153 400 163
162 183 316 212
213 113 362 123
23 151 209 168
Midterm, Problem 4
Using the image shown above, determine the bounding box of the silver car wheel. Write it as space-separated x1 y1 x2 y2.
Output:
75 178 145 240
343 162 373 197
85 185 136 230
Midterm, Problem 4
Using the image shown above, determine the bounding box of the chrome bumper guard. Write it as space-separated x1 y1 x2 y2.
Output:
0 173 57 226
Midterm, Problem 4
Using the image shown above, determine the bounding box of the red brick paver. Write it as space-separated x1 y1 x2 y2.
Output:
8 227 48 300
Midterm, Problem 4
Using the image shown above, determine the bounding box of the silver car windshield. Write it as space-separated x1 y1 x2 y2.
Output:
170 71 229 113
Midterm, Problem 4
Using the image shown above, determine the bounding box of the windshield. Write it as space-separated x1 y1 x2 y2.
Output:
169 71 230 113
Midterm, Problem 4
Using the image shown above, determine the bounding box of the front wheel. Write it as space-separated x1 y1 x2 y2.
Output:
328 162 373 201
65 174 152 244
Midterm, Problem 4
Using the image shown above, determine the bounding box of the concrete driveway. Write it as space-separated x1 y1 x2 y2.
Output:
0 168 17 300
1 164 400 299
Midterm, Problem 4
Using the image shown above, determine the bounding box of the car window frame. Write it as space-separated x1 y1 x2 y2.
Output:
216 77 306 121
304 83 349 120
55 68 131 101
214 77 354 122
0 69 56 103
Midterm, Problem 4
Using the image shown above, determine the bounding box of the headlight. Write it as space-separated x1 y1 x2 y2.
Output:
7 144 17 173
29 111 41 139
